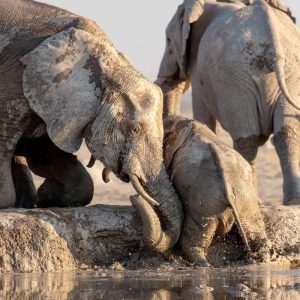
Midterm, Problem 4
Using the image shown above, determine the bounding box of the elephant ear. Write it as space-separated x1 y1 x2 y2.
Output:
164 118 193 172
265 0 296 23
163 0 204 79
21 27 104 153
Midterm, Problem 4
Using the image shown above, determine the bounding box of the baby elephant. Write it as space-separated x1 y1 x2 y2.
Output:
131 117 272 266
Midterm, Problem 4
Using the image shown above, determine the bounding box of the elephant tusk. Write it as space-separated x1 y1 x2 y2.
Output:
102 167 112 183
154 77 166 86
130 175 159 207
87 155 96 168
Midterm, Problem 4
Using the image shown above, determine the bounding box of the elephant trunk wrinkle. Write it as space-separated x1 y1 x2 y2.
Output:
131 167 183 252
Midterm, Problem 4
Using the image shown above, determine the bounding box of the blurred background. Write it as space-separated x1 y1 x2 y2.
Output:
37 0 299 205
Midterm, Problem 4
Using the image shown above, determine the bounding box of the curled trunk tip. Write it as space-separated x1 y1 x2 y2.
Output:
130 195 175 253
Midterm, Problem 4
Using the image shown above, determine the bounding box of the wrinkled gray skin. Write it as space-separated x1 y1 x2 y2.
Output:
0 0 183 252
131 117 272 266
156 0 300 205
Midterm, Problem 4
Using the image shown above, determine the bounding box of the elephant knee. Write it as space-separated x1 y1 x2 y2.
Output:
12 156 38 208
37 169 94 208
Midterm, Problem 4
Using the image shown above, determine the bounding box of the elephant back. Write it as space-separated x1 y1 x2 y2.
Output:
0 0 109 65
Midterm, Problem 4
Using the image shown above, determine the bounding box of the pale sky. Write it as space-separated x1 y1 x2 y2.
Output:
43 0 299 80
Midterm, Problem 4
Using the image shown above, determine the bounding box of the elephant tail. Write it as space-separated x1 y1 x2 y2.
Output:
208 144 252 252
258 0 300 110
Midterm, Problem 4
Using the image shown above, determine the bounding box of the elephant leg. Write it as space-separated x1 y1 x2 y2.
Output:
191 75 219 135
0 132 27 208
192 98 218 135
23 135 94 208
233 135 262 185
11 156 38 208
180 216 219 267
0 154 16 208
273 124 300 205
237 217 271 263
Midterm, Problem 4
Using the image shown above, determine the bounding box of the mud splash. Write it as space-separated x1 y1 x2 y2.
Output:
1 265 300 299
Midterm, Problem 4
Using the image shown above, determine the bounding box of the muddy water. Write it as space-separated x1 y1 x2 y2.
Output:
1 265 300 299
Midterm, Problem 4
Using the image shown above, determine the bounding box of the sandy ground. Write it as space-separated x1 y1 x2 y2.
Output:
33 97 283 207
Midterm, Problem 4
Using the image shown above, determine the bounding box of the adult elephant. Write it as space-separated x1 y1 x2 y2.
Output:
0 0 183 252
156 0 300 205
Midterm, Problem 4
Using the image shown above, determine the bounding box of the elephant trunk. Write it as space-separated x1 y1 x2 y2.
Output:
131 168 183 253
155 78 190 118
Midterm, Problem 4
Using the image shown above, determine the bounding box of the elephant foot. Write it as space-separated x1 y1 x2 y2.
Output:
186 247 211 268
15 194 38 209
283 195 300 206
249 238 273 263
12 156 38 208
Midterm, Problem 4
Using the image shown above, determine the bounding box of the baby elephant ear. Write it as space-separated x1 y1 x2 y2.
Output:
21 27 103 153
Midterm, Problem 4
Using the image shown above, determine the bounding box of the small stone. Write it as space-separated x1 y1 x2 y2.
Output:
191 285 214 294
109 261 125 271
227 283 257 298
294 283 300 290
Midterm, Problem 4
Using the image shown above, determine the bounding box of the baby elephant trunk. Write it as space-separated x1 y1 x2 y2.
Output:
130 167 183 253
131 195 176 253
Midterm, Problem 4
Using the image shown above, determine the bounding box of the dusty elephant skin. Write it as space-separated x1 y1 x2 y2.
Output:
156 0 300 205
0 0 183 252
0 204 297 273
132 117 272 266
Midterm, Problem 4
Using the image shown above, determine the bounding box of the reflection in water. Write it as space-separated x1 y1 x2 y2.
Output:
0 266 299 299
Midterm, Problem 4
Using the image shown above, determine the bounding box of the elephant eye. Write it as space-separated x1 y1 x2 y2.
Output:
129 123 141 136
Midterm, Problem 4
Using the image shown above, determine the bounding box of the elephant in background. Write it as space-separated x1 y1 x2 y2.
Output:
156 0 300 205
131 116 272 266
0 0 183 253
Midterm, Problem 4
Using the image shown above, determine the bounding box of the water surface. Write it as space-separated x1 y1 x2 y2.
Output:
1 265 300 299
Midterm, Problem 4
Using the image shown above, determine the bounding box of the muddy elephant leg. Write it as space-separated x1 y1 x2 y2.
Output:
237 217 271 262
0 133 27 208
180 216 219 267
23 135 94 208
233 135 263 186
0 155 16 208
12 156 38 208
192 99 218 135
273 124 300 205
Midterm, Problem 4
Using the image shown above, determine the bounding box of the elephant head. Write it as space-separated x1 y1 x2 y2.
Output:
156 0 205 117
20 27 183 251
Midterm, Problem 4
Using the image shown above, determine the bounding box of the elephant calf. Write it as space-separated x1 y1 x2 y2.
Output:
132 117 272 266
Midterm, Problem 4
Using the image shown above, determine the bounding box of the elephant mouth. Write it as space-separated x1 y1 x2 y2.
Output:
117 172 130 183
